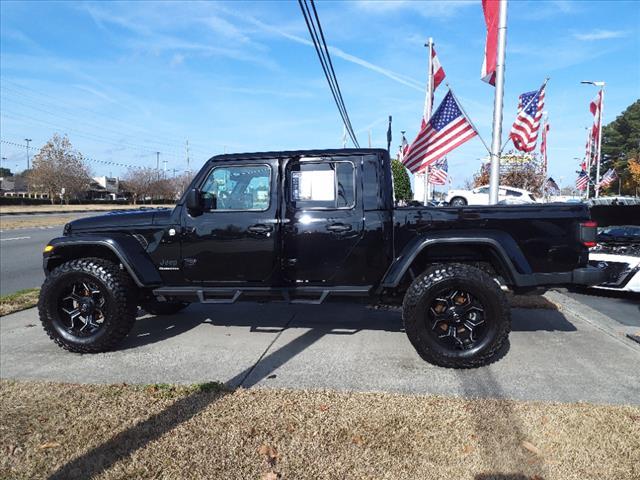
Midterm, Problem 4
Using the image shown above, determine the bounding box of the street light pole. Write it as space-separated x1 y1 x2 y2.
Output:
581 81 605 197
24 138 32 170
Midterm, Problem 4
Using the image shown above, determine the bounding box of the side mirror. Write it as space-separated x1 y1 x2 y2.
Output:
186 188 202 213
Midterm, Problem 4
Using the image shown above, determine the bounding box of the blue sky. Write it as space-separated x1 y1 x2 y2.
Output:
1 0 638 189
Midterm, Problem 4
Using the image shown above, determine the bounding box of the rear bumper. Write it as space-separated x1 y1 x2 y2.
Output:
528 266 607 287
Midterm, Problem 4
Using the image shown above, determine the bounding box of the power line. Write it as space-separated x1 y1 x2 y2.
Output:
1 79 214 155
309 0 358 146
0 139 187 171
297 0 359 147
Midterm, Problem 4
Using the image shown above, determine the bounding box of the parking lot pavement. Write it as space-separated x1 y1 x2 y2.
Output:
2 301 639 405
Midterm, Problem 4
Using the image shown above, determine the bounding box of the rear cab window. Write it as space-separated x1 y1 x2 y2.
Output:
288 159 355 209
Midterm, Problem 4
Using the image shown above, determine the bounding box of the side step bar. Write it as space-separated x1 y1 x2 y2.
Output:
153 286 371 305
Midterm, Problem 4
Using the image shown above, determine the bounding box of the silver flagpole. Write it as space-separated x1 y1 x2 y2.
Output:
585 127 591 198
595 85 605 197
423 37 434 205
447 84 491 154
488 0 508 205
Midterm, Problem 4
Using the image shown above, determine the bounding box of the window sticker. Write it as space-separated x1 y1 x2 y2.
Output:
292 169 335 201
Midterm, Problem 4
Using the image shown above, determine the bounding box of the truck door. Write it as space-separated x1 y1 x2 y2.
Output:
282 155 365 285
181 159 280 284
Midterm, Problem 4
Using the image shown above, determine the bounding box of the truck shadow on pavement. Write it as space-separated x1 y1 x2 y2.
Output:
120 302 576 351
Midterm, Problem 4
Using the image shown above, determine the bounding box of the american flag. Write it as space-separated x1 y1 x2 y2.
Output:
403 90 477 174
575 170 589 191
509 82 546 152
429 157 449 185
597 168 618 189
544 177 560 195
540 118 549 174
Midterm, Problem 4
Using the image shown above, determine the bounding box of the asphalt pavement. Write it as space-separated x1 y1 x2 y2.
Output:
0 224 64 295
1 299 639 405
566 290 639 327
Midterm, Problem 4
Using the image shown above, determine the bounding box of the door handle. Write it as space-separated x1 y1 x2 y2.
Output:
326 223 352 233
248 224 273 234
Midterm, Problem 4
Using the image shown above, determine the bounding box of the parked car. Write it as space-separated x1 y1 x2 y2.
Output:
39 148 604 368
446 185 538 206
589 225 640 293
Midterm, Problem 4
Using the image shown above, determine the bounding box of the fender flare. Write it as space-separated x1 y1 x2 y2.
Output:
44 234 162 287
379 230 535 289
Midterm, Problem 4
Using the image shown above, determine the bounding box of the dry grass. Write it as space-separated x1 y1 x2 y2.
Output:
0 215 76 231
508 293 558 310
0 289 39 316
1 381 638 480
0 204 172 214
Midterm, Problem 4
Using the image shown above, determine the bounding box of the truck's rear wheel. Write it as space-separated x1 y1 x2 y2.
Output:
402 263 510 368
38 258 137 353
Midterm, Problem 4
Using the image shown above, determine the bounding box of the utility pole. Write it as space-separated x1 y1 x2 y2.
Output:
24 138 32 170
162 159 168 178
581 80 605 197
185 140 190 175
488 0 508 205
156 151 160 171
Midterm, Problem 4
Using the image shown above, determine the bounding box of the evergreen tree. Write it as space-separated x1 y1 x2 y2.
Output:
391 159 413 202
601 99 640 195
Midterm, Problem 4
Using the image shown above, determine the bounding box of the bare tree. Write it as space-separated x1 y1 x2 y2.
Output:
121 168 157 204
29 134 91 204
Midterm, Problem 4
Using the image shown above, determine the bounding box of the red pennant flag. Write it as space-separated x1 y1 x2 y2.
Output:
481 0 499 85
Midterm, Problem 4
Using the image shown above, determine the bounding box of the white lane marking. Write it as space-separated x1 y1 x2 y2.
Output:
0 236 32 242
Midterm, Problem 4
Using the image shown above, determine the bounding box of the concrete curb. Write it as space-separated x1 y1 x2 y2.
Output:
544 290 640 352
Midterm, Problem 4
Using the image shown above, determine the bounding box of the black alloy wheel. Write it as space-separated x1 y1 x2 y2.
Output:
57 280 107 336
39 258 137 353
403 263 511 368
427 288 486 351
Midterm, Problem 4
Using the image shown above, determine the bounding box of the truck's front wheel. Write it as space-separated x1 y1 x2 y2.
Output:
402 264 510 368
38 258 137 353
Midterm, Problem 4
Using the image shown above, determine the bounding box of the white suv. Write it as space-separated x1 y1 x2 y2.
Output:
446 185 538 206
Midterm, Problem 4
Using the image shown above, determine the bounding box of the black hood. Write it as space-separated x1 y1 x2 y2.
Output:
65 208 173 234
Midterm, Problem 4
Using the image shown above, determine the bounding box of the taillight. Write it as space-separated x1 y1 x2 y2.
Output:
580 220 597 247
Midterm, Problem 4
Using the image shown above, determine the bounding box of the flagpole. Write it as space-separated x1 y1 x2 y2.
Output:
447 85 491 154
488 0 508 205
542 111 548 178
585 127 591 198
595 85 605 197
423 37 434 205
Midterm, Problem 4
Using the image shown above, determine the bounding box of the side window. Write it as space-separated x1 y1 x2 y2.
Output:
477 187 489 194
506 189 522 197
289 160 355 209
200 164 271 211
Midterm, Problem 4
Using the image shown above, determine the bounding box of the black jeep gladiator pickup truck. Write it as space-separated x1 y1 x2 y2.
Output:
39 149 605 368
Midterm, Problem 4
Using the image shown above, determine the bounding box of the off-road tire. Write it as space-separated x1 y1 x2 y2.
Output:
38 257 137 353
140 300 189 316
402 263 511 368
